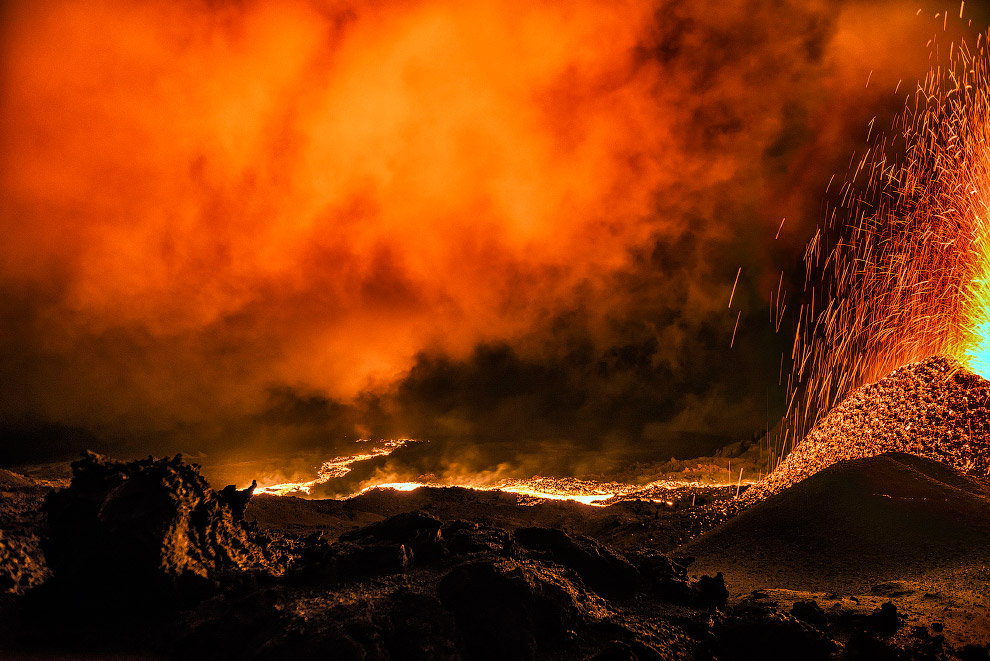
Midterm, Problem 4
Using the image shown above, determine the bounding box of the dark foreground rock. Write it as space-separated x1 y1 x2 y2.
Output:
713 599 836 661
513 526 640 600
41 452 288 610
438 557 608 659
0 529 43 594
2 451 988 660
0 469 51 595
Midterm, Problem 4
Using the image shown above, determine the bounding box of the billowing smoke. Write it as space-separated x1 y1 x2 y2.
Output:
0 0 980 485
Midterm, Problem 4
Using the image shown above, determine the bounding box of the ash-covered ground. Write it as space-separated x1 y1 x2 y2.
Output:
1 356 989 659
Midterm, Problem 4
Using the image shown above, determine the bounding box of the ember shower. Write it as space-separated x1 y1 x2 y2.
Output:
783 17 990 459
1 1 982 487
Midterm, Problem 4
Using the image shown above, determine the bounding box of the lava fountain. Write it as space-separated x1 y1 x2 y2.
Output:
781 27 990 466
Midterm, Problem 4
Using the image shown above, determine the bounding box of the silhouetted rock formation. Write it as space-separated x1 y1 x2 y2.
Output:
713 598 836 661
217 479 256 521
41 452 284 608
438 557 608 660
340 510 445 562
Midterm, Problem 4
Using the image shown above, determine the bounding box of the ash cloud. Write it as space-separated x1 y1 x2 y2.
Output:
0 0 981 484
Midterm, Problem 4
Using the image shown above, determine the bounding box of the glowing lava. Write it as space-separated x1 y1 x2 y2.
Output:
957 215 990 378
253 439 416 496
251 441 759 505
366 482 424 492
357 480 619 505
358 474 749 506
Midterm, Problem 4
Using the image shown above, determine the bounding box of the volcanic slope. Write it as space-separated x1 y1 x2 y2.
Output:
747 355 990 502
682 452 990 649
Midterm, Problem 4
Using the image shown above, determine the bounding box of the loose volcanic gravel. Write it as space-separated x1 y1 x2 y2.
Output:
746 355 990 502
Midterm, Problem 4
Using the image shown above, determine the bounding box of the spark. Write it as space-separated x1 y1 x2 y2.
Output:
775 217 787 240
778 27 990 463
728 266 742 308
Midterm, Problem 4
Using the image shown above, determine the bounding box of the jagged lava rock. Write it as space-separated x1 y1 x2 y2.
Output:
714 599 836 661
0 529 44 594
42 451 283 605
513 526 640 600
437 557 608 661
0 469 50 594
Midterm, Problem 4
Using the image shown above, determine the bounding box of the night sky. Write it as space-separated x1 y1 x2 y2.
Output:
1 0 986 487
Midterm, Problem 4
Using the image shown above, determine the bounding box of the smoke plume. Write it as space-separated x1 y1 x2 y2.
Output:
1 0 981 485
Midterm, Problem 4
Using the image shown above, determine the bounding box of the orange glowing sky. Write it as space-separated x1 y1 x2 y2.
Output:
2 1 670 401
1 0 982 476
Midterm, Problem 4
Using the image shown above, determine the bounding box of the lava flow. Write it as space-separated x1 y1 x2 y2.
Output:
253 438 417 496
253 444 754 506
361 477 621 505
358 474 747 506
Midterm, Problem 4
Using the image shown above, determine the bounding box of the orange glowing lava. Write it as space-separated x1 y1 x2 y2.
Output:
253 439 417 496
357 479 622 506
358 474 750 506
289 465 752 506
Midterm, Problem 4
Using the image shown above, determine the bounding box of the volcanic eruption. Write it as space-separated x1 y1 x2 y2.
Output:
775 23 990 480
3 2 990 659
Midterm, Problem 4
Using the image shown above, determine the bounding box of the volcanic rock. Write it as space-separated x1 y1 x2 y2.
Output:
587 640 648 661
0 468 36 489
957 644 990 661
9 448 989 659
0 469 50 595
694 572 729 608
340 510 444 562
437 557 608 660
748 356 990 502
176 590 290 660
41 451 283 607
713 599 836 661
513 526 640 600
333 540 411 578
865 601 901 635
840 630 900 661
0 529 43 594
382 590 461 661
627 550 694 601
440 519 513 556
790 600 828 631
217 479 256 521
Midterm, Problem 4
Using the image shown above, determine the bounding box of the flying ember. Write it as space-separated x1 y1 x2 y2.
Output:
781 28 990 462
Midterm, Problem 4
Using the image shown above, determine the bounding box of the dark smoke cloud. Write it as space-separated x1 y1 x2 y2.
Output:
1 0 982 487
